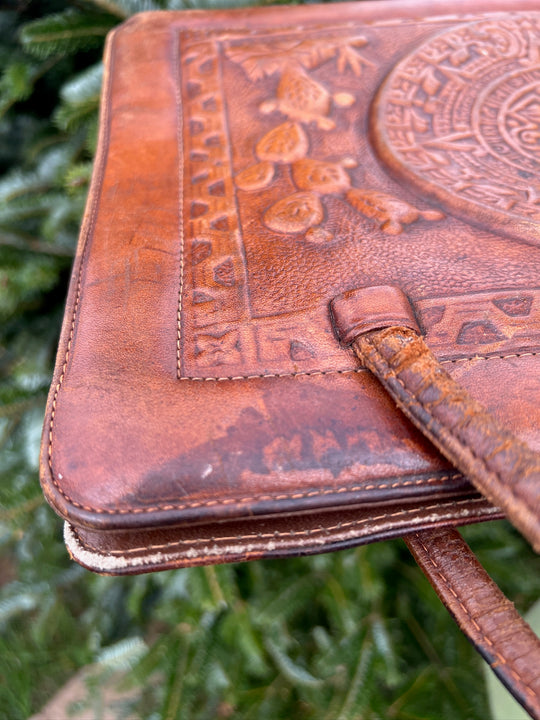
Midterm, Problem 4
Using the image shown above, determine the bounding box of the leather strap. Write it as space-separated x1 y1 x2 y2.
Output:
406 528 540 719
331 285 540 552
331 285 540 715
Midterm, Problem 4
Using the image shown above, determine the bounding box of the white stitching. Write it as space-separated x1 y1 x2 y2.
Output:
175 30 185 380
72 498 500 556
48 473 462 515
176 351 539 381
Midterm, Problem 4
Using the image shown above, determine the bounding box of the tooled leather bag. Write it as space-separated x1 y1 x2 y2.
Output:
40 0 540 715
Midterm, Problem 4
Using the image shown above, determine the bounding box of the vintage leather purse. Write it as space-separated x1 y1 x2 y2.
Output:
40 0 540 715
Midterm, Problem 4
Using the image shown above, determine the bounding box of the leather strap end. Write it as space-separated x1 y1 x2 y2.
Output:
406 528 540 718
330 285 420 346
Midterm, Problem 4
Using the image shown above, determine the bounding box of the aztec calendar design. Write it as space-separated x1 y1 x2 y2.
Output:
372 15 540 247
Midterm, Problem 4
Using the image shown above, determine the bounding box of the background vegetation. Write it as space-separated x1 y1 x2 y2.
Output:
0 1 538 718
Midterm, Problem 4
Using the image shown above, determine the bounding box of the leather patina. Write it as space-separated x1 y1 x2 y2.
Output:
41 0 540 573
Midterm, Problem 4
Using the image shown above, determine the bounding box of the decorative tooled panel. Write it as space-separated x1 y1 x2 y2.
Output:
177 15 540 380
372 15 540 246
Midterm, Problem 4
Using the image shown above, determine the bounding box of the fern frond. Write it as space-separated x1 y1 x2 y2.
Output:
20 11 117 59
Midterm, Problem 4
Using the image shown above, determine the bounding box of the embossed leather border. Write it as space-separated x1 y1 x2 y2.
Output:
174 17 540 380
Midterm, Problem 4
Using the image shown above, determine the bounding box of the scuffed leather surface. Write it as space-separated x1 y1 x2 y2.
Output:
39 0 540 570
67 496 500 574
351 324 540 550
406 529 540 718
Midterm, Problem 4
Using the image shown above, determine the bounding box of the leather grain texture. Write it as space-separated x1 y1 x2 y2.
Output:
40 0 540 572
406 529 540 719
331 292 540 550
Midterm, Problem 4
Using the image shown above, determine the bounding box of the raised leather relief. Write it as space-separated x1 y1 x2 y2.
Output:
178 14 540 381
372 15 540 246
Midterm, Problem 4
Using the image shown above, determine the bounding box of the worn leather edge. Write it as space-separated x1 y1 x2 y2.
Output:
64 496 502 575
406 528 540 719
115 0 540 34
39 26 119 521
40 469 478 531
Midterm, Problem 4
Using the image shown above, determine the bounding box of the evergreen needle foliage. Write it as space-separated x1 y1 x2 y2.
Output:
0 2 539 720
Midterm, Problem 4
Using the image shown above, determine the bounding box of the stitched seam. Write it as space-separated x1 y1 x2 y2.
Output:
413 533 535 699
48 473 462 516
175 30 185 380
72 498 500 556
177 351 539 381
364 335 532 514
48 343 538 513
47 39 114 485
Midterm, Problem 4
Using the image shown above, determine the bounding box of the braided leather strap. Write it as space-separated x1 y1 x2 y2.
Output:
406 528 540 719
331 286 540 552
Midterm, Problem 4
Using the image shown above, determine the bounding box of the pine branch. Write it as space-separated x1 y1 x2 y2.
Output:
64 162 93 195
20 10 117 59
87 0 163 15
85 0 130 19
0 494 44 524
335 637 373 720
265 636 322 688
0 142 85 203
0 56 61 120
60 62 103 106
54 98 99 132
